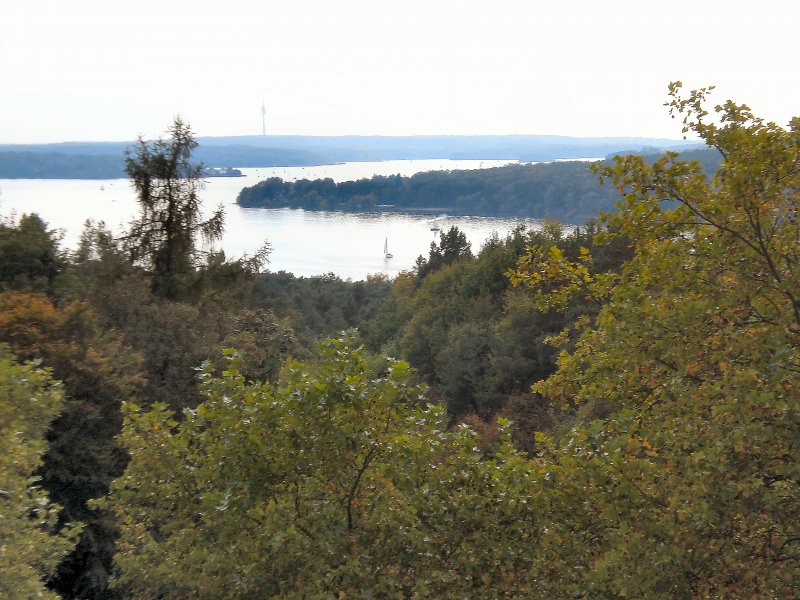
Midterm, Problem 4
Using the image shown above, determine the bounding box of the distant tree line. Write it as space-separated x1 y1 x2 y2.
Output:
236 161 622 222
0 152 126 179
613 145 722 173
237 147 721 222
0 146 323 179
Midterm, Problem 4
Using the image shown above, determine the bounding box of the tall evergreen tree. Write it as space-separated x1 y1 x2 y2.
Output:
123 118 224 299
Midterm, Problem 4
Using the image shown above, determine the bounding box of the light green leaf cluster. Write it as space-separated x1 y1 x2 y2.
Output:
0 346 80 599
509 244 595 312
106 334 542 598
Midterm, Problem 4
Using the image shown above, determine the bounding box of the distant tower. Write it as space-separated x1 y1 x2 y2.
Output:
261 100 266 136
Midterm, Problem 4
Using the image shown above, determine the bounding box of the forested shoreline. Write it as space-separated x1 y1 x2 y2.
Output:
237 147 721 222
237 160 618 222
2 87 799 598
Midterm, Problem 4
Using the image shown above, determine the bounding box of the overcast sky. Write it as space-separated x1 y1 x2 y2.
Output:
2 0 798 143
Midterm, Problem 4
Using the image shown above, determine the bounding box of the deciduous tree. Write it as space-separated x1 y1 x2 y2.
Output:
0 346 80 599
106 335 542 598
512 83 800 597
0 292 144 599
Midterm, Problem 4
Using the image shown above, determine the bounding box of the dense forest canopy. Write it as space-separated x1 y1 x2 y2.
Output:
1 85 798 598
237 161 617 221
237 147 720 222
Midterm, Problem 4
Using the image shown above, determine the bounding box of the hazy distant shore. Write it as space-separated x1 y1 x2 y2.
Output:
0 134 697 179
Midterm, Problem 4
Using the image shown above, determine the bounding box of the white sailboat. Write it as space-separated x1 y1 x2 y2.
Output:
431 217 440 232
384 237 393 259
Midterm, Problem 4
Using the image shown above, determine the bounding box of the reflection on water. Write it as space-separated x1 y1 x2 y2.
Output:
0 161 544 280
229 208 539 280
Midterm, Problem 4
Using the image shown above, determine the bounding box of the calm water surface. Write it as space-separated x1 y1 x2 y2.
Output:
0 159 545 280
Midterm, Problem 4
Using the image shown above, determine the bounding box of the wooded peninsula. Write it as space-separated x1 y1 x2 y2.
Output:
236 147 719 221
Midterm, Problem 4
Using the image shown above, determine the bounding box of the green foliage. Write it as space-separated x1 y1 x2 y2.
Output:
364 222 627 435
86 279 267 410
74 220 135 289
0 291 145 599
606 145 723 178
106 335 543 598
509 244 593 312
73 221 286 413
0 169 281 599
187 244 271 305
434 321 493 416
516 84 800 596
123 117 225 299
0 151 125 179
250 271 393 353
0 213 66 293
399 260 475 382
10 82 799 599
237 160 622 221
0 346 80 599
415 225 473 280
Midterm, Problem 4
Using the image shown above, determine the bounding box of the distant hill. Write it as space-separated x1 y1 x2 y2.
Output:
0 141 325 179
200 134 699 163
0 151 126 179
0 135 699 179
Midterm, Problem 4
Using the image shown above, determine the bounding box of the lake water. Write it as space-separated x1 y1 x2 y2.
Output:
0 159 545 280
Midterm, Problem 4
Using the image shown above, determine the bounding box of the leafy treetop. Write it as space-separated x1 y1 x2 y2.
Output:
509 82 800 597
123 117 225 299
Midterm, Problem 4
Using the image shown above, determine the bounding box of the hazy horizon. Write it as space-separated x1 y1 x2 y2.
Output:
1 132 698 147
2 0 797 144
